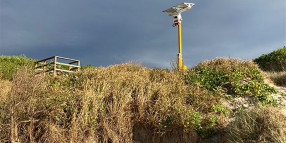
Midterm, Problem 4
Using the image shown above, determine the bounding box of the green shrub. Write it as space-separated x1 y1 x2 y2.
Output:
80 65 95 70
184 58 280 138
185 58 276 102
254 46 286 71
0 55 36 80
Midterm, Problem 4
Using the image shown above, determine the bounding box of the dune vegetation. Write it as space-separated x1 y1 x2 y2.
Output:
0 55 36 80
0 55 285 143
254 46 286 72
254 46 286 87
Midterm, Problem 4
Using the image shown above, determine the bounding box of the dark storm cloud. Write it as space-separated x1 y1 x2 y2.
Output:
0 0 285 68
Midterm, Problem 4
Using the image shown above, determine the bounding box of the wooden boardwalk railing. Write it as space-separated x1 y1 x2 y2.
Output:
34 56 80 76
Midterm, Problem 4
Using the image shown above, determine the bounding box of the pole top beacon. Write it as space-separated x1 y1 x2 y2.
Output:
163 3 195 26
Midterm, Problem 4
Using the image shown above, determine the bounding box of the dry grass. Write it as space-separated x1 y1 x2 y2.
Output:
0 80 12 100
265 71 286 87
224 106 286 143
0 64 200 142
67 63 198 142
0 59 285 142
192 58 261 72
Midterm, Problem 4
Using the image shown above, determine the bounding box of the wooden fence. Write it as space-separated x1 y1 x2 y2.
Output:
34 56 80 76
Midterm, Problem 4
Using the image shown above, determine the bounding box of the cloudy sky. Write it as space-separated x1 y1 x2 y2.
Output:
0 0 285 68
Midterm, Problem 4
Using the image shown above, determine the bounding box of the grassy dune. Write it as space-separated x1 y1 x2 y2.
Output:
0 56 285 142
254 46 286 87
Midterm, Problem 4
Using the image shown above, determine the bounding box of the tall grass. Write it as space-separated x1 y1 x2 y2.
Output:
265 71 286 87
0 57 284 142
224 106 286 143
0 64 200 142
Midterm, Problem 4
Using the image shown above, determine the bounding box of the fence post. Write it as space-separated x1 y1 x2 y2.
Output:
54 56 57 76
34 63 37 74
43 61 46 76
77 61 80 72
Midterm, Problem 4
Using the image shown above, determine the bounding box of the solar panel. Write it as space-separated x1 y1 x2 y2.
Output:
163 3 195 16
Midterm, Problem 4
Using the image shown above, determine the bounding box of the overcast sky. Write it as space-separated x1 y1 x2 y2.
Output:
0 0 285 68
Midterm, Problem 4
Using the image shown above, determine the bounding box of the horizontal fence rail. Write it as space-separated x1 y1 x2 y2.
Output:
35 56 80 76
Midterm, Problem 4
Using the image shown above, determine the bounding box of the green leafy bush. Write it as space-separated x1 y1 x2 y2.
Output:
185 58 276 101
254 46 286 71
80 65 95 70
184 58 281 138
0 55 36 80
